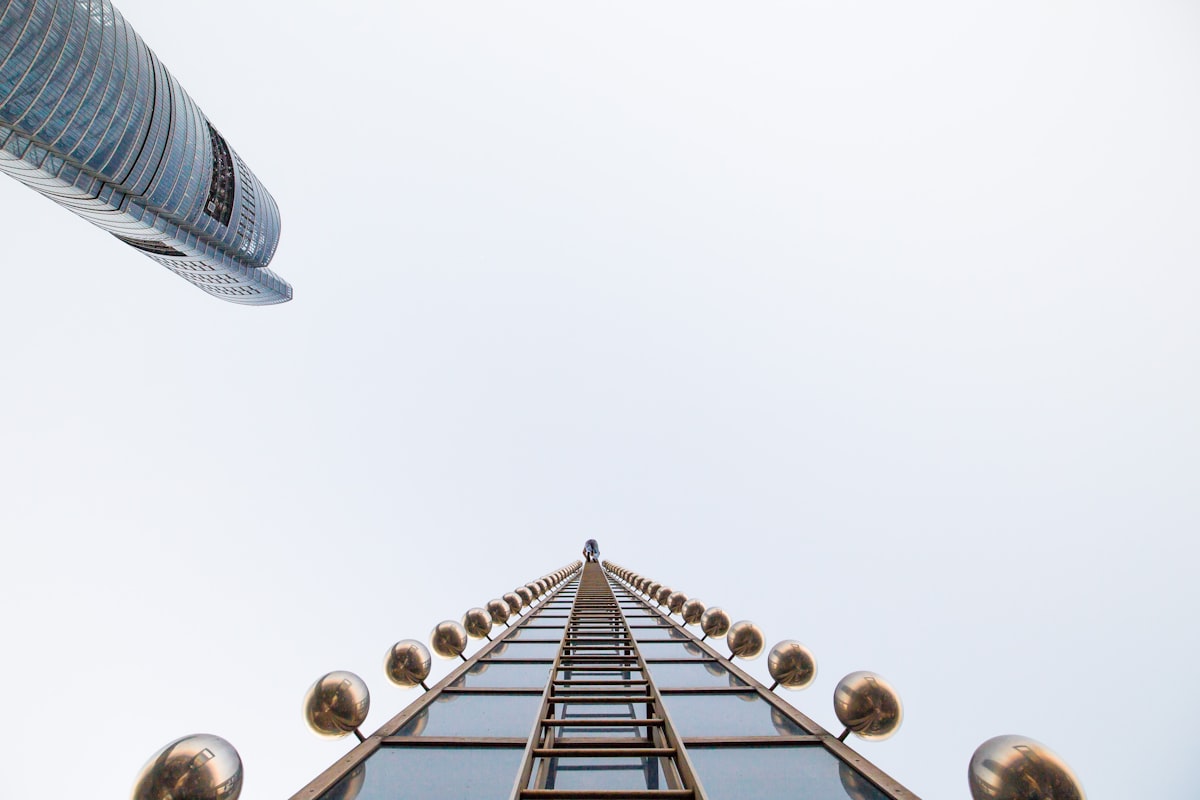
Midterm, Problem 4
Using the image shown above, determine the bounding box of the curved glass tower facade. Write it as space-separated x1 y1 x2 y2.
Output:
0 0 291 304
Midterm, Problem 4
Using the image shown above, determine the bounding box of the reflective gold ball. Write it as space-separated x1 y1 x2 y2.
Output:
833 671 903 741
487 598 512 625
701 607 731 638
304 671 370 737
131 734 243 800
503 592 523 615
655 586 672 604
463 607 493 639
515 586 534 607
727 620 765 659
430 620 469 659
384 640 432 687
667 591 687 614
768 640 817 689
681 598 706 625
968 735 1086 800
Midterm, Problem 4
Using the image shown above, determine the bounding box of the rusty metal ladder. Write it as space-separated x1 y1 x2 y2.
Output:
511 562 705 799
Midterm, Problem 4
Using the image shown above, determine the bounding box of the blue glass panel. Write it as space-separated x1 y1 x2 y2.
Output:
395 693 542 738
644 660 748 688
489 641 560 659
321 746 524 800
687 746 889 800
450 662 552 689
662 693 806 737
529 757 663 791
633 626 688 643
508 625 563 640
638 642 708 659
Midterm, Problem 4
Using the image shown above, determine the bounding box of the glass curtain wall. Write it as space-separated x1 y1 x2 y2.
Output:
294 562 919 800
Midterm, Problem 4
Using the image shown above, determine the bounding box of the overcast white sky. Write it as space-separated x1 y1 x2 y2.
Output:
1 1 1197 798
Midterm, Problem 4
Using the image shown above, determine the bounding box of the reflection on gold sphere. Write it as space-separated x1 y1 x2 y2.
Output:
430 620 469 659
655 586 672 604
304 671 370 737
838 762 879 800
462 608 493 639
770 705 805 734
667 591 687 614
131 734 243 800
727 620 765 659
833 671 903 741
968 735 1086 800
515 586 534 607
322 763 366 800
681 598 706 625
503 592 523 615
487 598 511 625
384 640 432 687
701 607 732 638
768 640 817 690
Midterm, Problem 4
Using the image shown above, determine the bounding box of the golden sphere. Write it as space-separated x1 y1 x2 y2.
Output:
304 671 370 737
131 734 243 800
503 592 523 615
487 598 511 625
701 607 731 638
646 581 660 597
655 586 672 604
430 620 469 659
969 735 1086 800
463 607 493 639
681 598 706 625
833 671 903 741
666 591 687 614
384 640 431 687
726 620 765 659
768 640 817 689
515 586 534 607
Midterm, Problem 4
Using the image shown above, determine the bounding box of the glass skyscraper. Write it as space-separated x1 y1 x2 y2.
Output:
292 560 918 800
0 0 291 304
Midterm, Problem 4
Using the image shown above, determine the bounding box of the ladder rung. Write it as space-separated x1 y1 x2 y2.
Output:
542 718 663 727
548 696 652 704
532 747 676 757
521 791 693 799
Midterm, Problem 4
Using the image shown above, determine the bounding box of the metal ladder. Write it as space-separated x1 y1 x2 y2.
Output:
511 562 705 799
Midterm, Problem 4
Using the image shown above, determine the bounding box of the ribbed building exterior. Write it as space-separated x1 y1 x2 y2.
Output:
293 560 918 800
0 0 290 304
